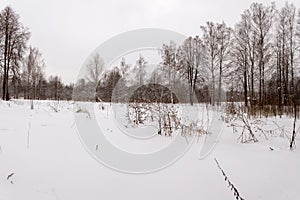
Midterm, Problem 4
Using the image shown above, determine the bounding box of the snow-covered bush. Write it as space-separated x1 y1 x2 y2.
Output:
127 103 181 136
127 103 210 138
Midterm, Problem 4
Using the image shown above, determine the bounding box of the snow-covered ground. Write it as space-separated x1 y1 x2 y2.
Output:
0 100 299 200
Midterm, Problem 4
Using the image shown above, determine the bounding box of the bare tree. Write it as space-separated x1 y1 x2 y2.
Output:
272 2 297 117
135 54 147 86
231 12 252 107
201 22 219 106
177 36 206 105
0 6 30 100
48 75 63 100
289 7 299 150
161 41 178 103
98 67 121 102
119 57 129 77
286 3 296 100
86 53 104 86
23 46 45 99
250 2 275 107
85 53 104 101
216 22 232 105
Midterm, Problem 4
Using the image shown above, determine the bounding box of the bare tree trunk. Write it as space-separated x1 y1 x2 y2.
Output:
277 48 283 116
218 58 222 106
290 95 297 150
244 53 248 107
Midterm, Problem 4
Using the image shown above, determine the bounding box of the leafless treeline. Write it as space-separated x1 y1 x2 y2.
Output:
2 2 300 108
0 6 73 101
77 2 300 115
161 2 300 112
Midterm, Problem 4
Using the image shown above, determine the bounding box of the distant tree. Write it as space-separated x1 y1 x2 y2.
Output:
98 67 121 102
276 3 297 107
23 47 45 99
201 22 219 105
73 78 89 101
85 53 104 101
231 13 252 107
216 22 232 105
161 41 178 103
48 75 63 100
119 57 130 77
135 54 147 86
10 74 21 98
62 83 74 100
230 2 275 110
36 76 47 100
250 2 275 107
112 58 130 102
177 36 206 105
286 3 296 100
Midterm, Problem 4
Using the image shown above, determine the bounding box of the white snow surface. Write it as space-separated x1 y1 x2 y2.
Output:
0 99 299 200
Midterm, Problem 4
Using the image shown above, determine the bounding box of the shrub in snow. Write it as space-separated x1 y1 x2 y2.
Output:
223 103 259 143
126 103 181 136
75 106 91 119
127 103 210 138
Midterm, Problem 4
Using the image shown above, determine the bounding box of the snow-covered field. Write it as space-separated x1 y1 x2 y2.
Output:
0 100 299 200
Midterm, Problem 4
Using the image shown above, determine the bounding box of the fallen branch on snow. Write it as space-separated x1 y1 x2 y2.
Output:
214 158 246 200
7 172 14 184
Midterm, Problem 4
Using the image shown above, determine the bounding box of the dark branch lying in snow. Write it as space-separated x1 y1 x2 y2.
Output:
214 158 246 200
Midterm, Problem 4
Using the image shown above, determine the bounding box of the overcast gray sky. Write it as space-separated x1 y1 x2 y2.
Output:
1 0 299 84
